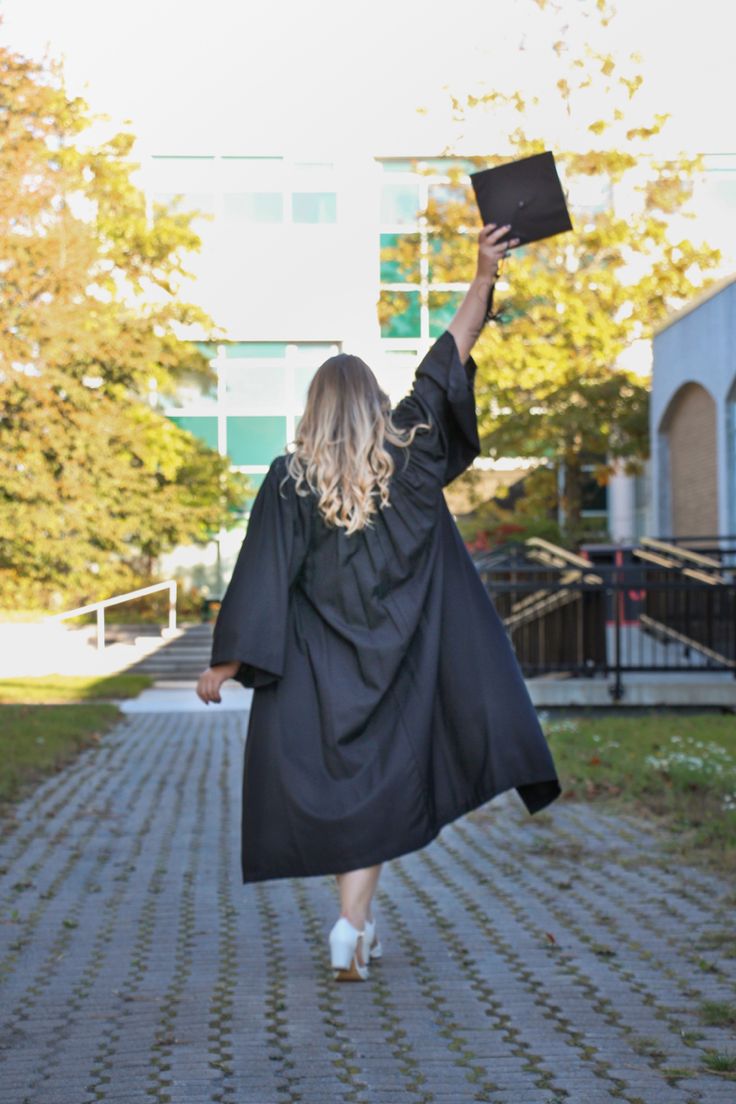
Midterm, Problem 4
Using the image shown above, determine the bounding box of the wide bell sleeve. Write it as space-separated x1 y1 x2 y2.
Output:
209 457 310 689
392 329 481 485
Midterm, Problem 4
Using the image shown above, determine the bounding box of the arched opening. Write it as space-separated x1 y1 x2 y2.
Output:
727 376 736 534
658 382 718 536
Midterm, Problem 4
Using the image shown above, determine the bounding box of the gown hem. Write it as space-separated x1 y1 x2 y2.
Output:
240 775 561 884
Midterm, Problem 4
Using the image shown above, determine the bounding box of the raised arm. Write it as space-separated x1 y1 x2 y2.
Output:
447 223 519 364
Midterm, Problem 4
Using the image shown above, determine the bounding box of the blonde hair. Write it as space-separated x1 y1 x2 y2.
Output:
282 352 430 535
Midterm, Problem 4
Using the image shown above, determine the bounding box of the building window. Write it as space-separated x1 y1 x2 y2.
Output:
379 290 421 338
378 159 483 347
164 372 217 411
427 233 476 283
229 470 267 509
379 350 418 404
226 416 287 465
224 342 287 358
580 465 608 516
380 179 421 226
429 290 464 337
380 233 420 283
427 179 469 211
151 155 216 160
168 416 219 451
223 364 288 412
292 192 337 223
294 365 317 413
223 192 283 222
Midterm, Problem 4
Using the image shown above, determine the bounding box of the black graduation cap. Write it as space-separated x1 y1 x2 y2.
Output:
469 150 573 322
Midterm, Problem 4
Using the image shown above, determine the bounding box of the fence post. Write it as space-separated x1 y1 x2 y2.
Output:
610 579 624 701
168 581 177 634
96 606 105 653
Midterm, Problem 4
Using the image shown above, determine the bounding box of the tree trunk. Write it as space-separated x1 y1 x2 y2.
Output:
562 452 583 539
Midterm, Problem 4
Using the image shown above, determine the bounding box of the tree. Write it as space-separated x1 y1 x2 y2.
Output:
381 0 722 542
0 37 249 610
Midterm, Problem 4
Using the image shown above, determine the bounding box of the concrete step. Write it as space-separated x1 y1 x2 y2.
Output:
124 623 215 682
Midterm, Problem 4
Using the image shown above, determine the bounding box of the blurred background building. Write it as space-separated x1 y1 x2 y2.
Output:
134 150 736 588
650 274 736 539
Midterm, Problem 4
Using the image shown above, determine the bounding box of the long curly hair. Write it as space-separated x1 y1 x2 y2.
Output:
282 352 430 535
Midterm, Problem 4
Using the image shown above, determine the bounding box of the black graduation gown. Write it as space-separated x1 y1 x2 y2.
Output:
210 329 561 883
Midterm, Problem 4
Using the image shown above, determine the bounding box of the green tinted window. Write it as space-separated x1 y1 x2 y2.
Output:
428 180 469 208
224 364 287 411
379 290 421 338
223 192 283 222
295 364 318 413
228 471 266 514
581 472 608 513
380 233 420 283
168 416 219 450
429 291 464 337
226 417 286 465
292 192 337 223
193 341 217 360
423 158 476 174
427 234 477 283
380 180 421 225
224 342 287 358
240 472 267 510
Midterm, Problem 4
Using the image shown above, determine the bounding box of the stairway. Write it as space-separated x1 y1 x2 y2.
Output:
124 622 215 681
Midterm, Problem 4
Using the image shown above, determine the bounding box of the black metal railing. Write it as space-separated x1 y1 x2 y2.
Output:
475 541 736 701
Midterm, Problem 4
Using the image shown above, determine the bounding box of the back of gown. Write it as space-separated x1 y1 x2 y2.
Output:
210 329 561 883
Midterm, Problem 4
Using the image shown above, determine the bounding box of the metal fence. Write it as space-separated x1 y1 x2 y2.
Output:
474 538 736 700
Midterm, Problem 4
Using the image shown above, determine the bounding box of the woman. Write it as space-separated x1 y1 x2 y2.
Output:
196 223 562 981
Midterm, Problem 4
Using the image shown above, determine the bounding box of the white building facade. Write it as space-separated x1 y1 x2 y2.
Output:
130 149 736 586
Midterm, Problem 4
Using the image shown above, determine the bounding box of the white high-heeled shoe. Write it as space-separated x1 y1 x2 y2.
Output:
329 915 369 981
364 915 383 960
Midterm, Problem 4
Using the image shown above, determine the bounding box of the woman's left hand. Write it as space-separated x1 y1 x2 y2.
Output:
196 661 240 704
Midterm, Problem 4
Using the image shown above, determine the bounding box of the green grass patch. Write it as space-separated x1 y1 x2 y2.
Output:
0 703 122 810
0 673 152 703
699 1000 736 1027
543 712 736 874
702 1050 736 1074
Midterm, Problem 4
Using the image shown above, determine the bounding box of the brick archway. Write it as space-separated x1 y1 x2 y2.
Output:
659 382 718 536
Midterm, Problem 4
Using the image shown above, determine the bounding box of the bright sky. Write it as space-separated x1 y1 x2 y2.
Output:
1 0 733 159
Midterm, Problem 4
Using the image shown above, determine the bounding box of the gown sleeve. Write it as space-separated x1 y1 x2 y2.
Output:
209 457 310 689
392 329 481 485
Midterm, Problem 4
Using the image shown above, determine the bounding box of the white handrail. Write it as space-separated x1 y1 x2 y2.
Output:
45 580 177 652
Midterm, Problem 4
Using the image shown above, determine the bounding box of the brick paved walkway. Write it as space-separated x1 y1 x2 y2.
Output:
1 710 735 1104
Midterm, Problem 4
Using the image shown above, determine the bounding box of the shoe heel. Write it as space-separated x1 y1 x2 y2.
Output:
365 916 383 960
329 917 369 980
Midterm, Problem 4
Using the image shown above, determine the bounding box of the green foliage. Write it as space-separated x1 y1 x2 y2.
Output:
0 41 250 611
455 466 563 549
382 4 722 541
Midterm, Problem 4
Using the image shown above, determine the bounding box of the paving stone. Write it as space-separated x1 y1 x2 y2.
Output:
0 708 734 1104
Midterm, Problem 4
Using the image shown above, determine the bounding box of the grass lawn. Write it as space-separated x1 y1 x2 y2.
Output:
0 674 152 813
0 673 152 703
0 703 121 811
544 711 736 875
